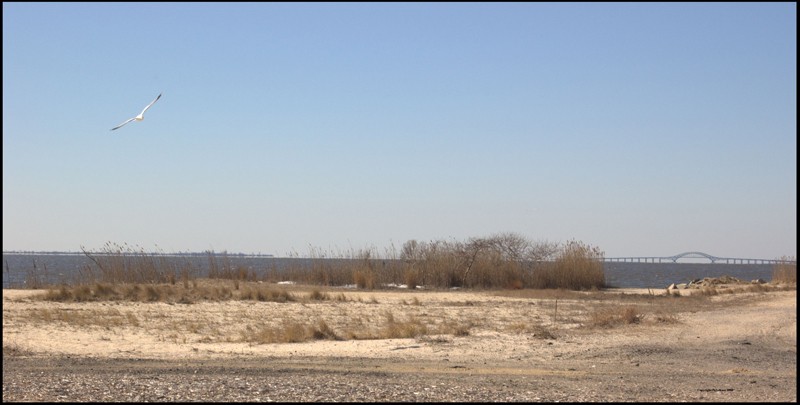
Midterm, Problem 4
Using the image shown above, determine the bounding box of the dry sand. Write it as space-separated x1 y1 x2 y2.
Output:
2 283 796 402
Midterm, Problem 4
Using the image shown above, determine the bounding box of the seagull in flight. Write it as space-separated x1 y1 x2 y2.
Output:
111 93 162 131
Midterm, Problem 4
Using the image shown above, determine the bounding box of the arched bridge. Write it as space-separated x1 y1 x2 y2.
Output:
604 251 796 265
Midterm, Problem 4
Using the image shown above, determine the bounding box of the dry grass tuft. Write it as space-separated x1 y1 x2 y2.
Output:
506 322 557 339
3 342 36 357
650 311 680 324
438 320 473 337
239 286 297 302
306 289 351 302
379 311 428 339
308 289 330 301
403 269 419 291
588 305 643 328
240 319 342 344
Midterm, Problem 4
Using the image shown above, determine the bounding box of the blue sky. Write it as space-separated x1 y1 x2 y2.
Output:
3 3 796 259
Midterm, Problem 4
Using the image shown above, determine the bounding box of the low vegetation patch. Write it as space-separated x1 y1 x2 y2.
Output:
692 283 795 296
24 307 140 328
233 311 474 344
240 320 342 344
38 282 301 303
588 305 644 328
506 322 557 339
11 278 788 351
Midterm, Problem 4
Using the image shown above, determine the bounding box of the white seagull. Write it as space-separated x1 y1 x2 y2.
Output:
111 93 162 131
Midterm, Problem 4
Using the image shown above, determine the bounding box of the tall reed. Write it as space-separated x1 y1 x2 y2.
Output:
79 242 196 285
529 239 605 290
73 234 605 291
772 256 796 284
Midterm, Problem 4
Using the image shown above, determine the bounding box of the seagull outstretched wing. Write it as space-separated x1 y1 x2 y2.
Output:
111 117 137 131
111 93 162 131
139 93 161 116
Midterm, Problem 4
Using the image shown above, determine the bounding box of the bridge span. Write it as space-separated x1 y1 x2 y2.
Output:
603 251 796 265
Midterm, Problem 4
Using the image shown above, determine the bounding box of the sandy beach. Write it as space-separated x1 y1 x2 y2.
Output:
3 282 796 402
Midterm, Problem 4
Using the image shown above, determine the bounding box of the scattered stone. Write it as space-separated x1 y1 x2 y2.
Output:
667 275 753 290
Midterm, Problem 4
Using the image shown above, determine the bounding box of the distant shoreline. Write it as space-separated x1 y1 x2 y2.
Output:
2 251 275 258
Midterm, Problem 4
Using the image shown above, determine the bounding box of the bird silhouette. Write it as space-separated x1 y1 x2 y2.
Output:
111 93 162 131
